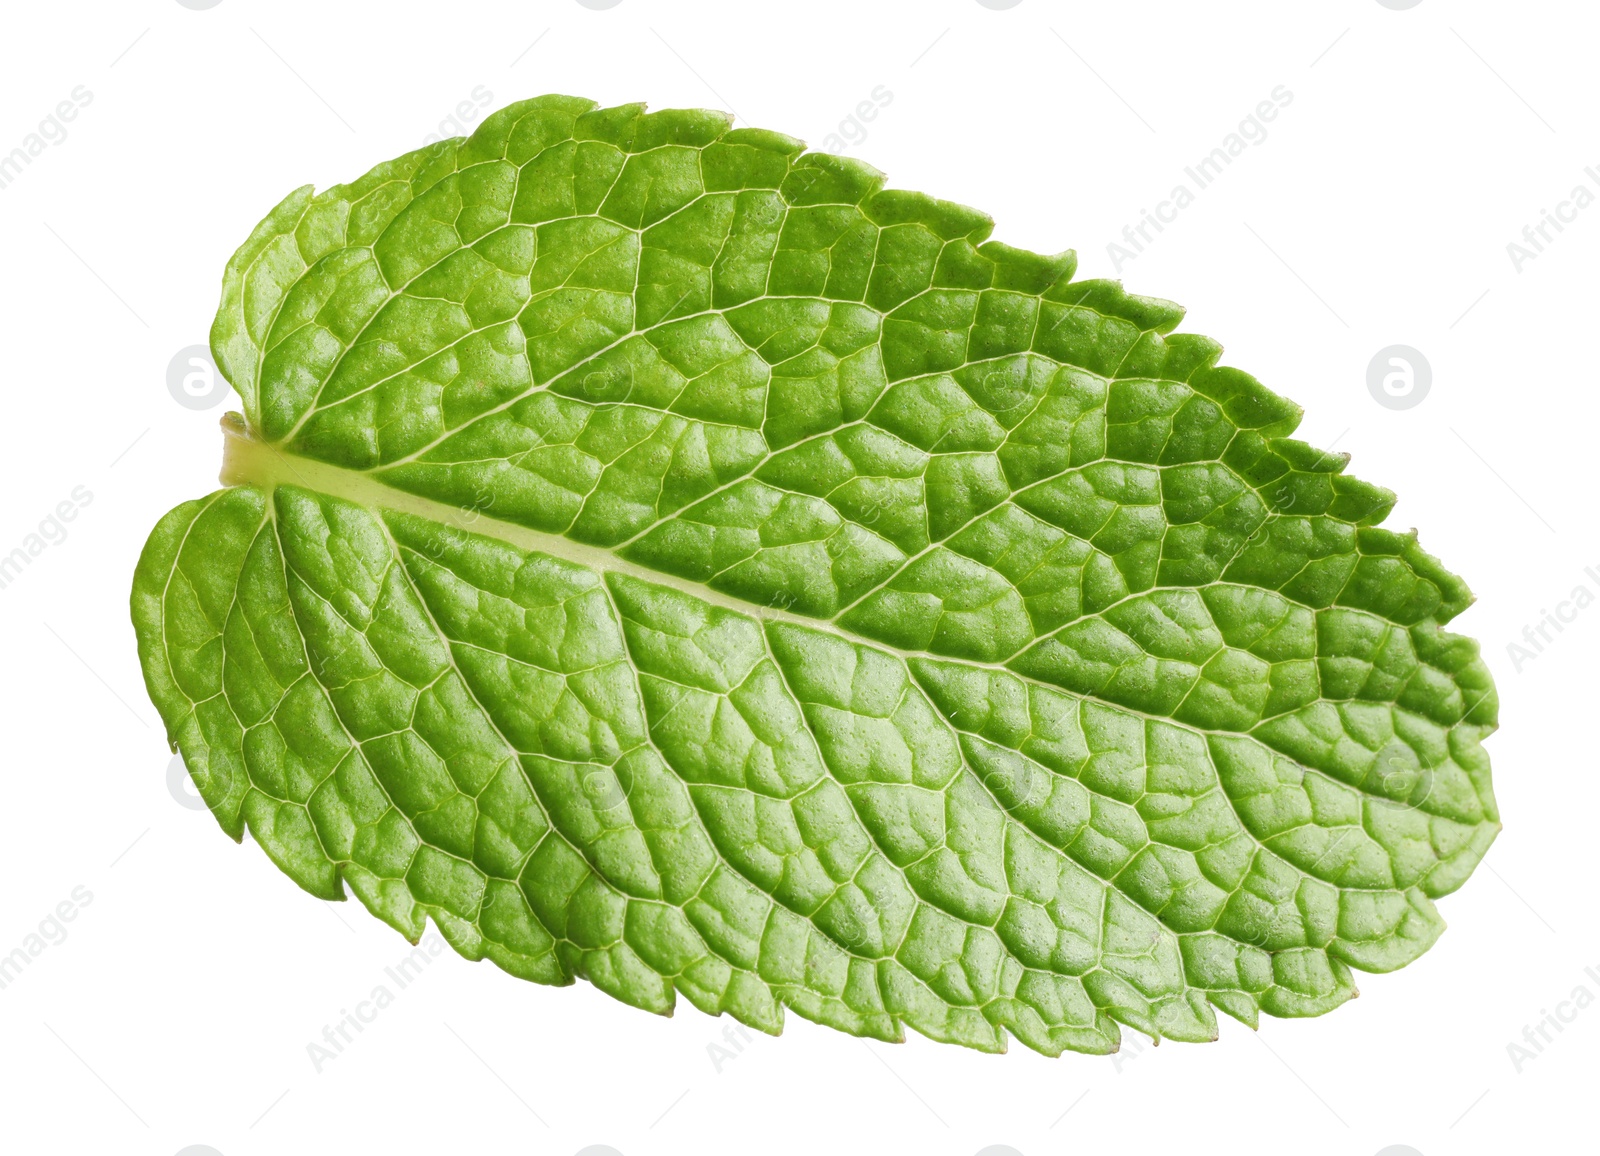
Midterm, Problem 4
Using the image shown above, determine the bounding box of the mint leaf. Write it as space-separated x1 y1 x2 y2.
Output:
132 95 1499 1055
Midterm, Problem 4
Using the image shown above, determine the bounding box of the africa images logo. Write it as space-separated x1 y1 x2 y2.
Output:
0 87 93 192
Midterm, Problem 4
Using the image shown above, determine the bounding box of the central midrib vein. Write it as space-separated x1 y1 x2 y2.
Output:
216 415 1481 809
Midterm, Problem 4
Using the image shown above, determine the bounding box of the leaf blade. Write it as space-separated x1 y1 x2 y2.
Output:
135 95 1498 1056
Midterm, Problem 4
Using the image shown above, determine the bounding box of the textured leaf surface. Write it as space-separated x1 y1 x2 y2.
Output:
132 95 1499 1056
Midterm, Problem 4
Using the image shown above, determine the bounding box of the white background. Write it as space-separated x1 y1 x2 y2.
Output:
0 2 1593 1153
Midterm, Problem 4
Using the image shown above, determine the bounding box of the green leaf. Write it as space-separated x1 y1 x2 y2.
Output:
132 95 1499 1056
